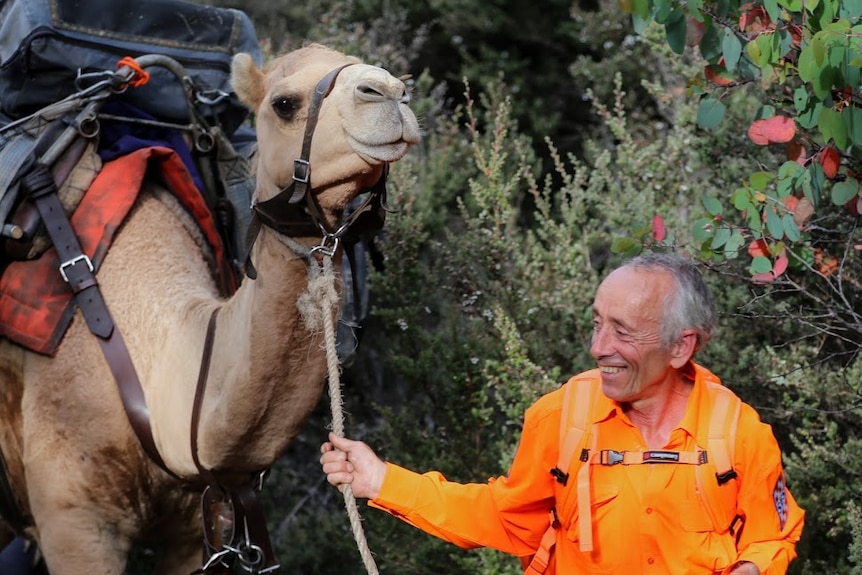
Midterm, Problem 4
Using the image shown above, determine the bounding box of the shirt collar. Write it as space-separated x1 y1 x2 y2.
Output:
596 361 710 437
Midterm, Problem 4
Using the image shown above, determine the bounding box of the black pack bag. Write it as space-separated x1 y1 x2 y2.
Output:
0 0 263 135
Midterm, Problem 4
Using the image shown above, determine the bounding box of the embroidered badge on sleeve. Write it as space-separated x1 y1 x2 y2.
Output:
772 474 788 530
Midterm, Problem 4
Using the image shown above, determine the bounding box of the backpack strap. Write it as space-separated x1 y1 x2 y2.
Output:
696 372 744 536
525 374 597 574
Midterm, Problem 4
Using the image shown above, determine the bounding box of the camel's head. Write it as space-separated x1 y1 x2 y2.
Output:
231 44 421 214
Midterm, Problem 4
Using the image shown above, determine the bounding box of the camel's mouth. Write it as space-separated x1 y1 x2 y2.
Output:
349 137 411 164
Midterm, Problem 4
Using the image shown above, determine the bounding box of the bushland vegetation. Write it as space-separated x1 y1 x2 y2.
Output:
186 1 862 573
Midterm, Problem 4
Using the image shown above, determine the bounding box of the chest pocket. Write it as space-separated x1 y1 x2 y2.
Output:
563 483 619 541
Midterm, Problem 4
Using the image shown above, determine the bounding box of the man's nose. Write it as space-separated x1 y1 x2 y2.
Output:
590 326 610 358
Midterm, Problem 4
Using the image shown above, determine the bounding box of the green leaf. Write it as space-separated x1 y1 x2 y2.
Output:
751 256 773 274
692 217 715 243
699 19 723 61
711 226 732 249
697 97 726 129
782 214 801 241
818 0 836 27
702 195 723 216
611 236 641 255
754 104 776 120
840 0 862 17
763 0 781 21
819 108 849 150
777 0 802 9
807 163 825 206
750 32 777 67
688 0 704 20
831 179 861 205
766 208 785 238
796 99 823 130
732 187 753 210
750 171 775 191
798 168 817 206
797 44 820 82
654 0 674 24
666 14 688 54
846 106 862 148
722 28 743 72
724 229 746 258
748 208 763 233
778 161 804 197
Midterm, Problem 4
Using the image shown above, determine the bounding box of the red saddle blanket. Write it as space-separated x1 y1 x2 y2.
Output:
0 146 234 356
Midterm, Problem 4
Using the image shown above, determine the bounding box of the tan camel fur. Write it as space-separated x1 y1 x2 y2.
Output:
0 43 421 574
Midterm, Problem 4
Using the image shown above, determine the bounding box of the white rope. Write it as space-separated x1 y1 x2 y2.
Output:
305 254 379 575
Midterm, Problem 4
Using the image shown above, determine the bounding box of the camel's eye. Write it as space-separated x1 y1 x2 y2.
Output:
271 96 300 121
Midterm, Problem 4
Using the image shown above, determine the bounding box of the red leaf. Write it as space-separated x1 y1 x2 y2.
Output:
704 65 735 87
748 116 796 145
740 7 772 34
747 239 771 258
820 147 840 179
786 140 806 165
751 271 775 284
687 17 705 46
773 252 788 278
652 213 666 242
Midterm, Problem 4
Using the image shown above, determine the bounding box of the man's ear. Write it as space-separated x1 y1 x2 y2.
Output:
670 330 698 369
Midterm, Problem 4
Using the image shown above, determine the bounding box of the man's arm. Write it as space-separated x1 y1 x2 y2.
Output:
730 406 805 574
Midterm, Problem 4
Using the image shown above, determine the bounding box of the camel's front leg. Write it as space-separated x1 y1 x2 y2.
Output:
31 503 131 575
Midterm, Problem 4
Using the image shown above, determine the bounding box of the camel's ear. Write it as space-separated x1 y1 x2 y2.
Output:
231 53 266 110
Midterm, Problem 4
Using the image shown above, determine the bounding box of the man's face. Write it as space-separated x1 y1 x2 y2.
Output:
589 267 683 403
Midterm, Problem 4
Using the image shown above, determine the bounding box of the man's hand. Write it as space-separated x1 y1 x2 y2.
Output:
728 561 760 575
319 433 388 499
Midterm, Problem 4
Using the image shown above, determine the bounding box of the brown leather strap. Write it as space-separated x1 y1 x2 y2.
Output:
190 308 279 573
191 307 220 486
22 163 173 476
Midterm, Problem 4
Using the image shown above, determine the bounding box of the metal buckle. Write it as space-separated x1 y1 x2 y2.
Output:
293 159 310 184
59 254 94 283
599 450 624 465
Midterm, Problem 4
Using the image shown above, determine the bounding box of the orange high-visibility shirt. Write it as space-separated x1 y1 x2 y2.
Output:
370 365 804 574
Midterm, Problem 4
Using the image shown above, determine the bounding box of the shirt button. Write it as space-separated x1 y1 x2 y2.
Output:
648 558 655 565
645 507 653 514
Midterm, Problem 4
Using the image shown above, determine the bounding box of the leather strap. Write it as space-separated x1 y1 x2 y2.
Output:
22 163 172 476
191 307 221 487
190 307 279 574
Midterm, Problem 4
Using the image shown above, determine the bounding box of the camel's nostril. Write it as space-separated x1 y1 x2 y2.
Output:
356 83 386 102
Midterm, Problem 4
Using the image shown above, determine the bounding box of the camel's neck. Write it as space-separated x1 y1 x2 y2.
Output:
193 227 343 476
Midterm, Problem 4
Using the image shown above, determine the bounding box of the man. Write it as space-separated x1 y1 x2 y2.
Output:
320 253 804 574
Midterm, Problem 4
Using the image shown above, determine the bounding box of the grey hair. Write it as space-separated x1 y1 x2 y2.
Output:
619 252 717 353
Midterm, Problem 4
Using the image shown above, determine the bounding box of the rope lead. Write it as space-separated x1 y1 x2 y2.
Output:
316 255 380 575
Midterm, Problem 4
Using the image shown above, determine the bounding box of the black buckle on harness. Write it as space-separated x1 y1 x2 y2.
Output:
550 467 569 486
716 469 738 486
599 450 624 465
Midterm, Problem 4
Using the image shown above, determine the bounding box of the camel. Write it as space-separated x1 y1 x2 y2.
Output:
0 43 421 574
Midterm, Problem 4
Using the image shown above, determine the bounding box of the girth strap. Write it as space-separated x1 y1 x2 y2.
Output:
21 163 173 476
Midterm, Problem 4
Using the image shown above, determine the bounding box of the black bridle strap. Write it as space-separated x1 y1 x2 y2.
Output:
288 63 355 204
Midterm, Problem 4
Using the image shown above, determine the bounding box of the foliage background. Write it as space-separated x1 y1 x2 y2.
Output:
181 1 861 574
